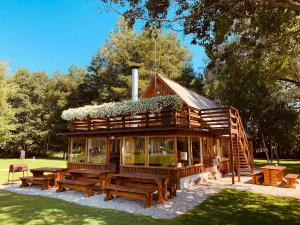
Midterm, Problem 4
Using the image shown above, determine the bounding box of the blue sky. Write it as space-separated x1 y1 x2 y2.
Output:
0 0 207 75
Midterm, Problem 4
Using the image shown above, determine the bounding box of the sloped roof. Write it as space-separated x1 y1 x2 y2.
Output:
158 75 218 110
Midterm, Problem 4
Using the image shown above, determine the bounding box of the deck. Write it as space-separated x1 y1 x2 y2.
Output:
68 106 237 135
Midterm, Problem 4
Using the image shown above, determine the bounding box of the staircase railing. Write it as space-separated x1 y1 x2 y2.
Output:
229 107 253 171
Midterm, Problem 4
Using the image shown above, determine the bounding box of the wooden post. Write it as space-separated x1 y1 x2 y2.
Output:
145 137 149 166
236 134 240 182
146 112 149 127
174 136 178 167
187 136 192 166
106 137 110 169
228 108 235 184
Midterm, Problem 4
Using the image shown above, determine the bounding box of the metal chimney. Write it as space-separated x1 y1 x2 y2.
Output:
131 66 139 101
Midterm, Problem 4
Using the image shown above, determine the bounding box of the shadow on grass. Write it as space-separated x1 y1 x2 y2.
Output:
0 190 165 225
0 189 299 225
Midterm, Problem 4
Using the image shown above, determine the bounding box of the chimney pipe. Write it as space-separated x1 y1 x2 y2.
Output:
131 66 139 101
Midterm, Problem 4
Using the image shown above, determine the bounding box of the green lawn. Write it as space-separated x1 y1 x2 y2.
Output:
254 159 300 174
0 158 67 185
0 188 299 225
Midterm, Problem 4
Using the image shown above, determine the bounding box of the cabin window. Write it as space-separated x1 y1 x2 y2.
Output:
191 138 201 165
177 137 189 167
123 137 145 166
202 137 215 166
149 137 175 167
87 138 106 164
70 139 86 163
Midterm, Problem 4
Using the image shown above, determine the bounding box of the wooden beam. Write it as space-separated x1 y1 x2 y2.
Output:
228 108 235 184
236 133 240 182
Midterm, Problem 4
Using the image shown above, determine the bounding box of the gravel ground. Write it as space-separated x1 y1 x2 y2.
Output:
0 182 224 219
1 175 299 219
214 175 300 199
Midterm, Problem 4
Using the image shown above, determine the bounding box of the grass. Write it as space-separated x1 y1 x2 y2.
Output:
254 159 300 174
0 188 299 225
0 158 67 185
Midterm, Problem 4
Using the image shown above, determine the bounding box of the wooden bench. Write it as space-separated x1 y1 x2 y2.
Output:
56 179 96 197
20 176 52 190
285 174 299 188
251 171 264 185
104 184 156 208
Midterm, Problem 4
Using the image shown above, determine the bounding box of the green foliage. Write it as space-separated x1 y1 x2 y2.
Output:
0 61 15 148
5 65 86 156
83 17 193 104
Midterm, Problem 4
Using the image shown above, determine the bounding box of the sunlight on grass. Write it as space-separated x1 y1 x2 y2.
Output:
0 158 67 185
254 159 300 174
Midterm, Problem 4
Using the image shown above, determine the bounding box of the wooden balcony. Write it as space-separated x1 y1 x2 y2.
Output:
68 106 239 134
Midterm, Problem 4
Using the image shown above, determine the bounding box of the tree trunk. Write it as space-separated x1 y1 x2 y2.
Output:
270 142 274 165
274 143 280 165
262 133 270 164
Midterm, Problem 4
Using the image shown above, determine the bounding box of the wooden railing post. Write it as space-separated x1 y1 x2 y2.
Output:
228 108 235 184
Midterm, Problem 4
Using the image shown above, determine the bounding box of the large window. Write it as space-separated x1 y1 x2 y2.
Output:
191 138 201 165
177 137 189 167
88 139 107 164
122 137 145 166
70 139 86 162
202 137 215 166
149 137 175 167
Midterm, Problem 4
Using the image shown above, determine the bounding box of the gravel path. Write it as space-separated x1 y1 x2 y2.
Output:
213 175 300 199
1 175 299 219
0 182 224 219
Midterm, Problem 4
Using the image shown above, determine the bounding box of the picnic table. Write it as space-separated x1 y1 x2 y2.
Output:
68 169 113 193
112 173 170 203
260 165 287 186
30 167 66 187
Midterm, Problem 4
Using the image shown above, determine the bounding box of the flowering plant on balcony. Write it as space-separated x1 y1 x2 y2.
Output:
61 95 183 121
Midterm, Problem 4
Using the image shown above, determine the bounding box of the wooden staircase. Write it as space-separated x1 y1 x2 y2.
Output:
200 107 253 175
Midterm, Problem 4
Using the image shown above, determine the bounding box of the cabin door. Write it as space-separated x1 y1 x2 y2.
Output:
109 138 121 173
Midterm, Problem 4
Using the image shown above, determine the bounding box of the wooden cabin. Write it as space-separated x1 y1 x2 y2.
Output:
61 74 253 188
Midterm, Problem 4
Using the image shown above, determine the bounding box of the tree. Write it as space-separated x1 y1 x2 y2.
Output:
100 0 300 87
7 69 51 155
45 65 86 153
0 61 15 149
82 17 193 104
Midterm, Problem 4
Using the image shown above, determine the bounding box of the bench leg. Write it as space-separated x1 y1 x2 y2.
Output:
104 190 113 201
288 179 297 189
20 179 29 188
170 186 177 199
145 193 152 208
41 180 50 190
85 186 93 197
56 183 65 192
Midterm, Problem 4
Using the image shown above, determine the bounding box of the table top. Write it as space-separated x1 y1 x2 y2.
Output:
260 165 287 171
113 173 169 180
68 169 112 175
30 167 67 173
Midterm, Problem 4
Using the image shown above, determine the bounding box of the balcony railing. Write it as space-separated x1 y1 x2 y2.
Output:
68 106 239 133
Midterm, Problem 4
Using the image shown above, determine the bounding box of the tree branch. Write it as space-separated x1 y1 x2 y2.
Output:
278 77 300 86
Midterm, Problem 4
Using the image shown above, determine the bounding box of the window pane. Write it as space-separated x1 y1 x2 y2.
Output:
88 139 106 164
149 137 175 167
70 139 86 162
203 137 215 166
123 138 145 166
177 137 189 167
192 138 201 165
